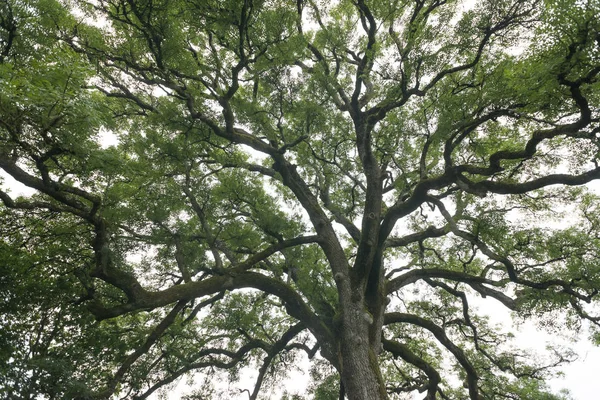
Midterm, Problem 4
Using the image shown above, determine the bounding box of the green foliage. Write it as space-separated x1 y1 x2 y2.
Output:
1 0 600 399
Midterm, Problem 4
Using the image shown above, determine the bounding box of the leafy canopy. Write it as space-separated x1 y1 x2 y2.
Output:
1 0 599 399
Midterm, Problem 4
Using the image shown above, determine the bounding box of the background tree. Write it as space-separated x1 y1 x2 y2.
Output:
1 0 599 399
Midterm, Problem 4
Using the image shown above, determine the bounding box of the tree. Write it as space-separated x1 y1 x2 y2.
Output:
1 0 599 398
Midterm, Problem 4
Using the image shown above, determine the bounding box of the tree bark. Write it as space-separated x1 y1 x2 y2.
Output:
338 299 388 400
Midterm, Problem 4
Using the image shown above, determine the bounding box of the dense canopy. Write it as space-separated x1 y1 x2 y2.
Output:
1 0 600 399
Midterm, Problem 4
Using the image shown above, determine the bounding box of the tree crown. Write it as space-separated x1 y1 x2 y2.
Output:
1 0 599 399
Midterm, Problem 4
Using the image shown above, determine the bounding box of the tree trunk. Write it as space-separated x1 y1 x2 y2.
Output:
338 300 388 400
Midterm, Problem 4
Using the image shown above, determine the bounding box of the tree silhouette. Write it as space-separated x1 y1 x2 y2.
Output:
1 0 599 399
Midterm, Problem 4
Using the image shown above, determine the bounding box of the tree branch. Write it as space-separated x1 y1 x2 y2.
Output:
385 312 479 399
382 338 441 399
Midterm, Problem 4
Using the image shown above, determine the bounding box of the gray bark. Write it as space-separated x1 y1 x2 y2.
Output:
338 298 388 400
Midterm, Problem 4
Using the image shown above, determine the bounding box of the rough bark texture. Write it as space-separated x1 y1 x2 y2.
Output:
339 299 388 400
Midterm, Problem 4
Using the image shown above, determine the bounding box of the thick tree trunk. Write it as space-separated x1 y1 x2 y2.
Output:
338 300 388 400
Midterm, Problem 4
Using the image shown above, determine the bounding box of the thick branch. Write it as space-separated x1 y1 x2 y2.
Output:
87 271 333 348
385 225 448 249
233 235 321 272
0 159 100 220
386 268 510 301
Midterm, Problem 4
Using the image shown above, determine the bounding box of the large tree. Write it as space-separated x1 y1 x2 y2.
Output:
1 0 600 399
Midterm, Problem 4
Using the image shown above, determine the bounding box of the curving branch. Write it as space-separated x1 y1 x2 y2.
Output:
131 339 270 400
471 168 600 196
385 225 448 249
233 235 322 272
382 338 442 399
351 0 377 114
0 159 100 220
431 196 598 296
384 312 479 399
249 323 305 400
128 322 307 400
98 300 189 399
86 270 334 355
368 1 540 122
295 0 351 111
